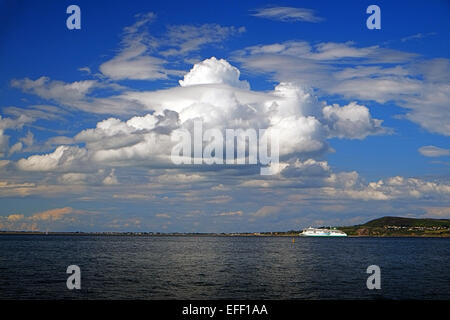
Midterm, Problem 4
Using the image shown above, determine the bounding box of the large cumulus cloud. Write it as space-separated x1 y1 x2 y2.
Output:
15 57 386 172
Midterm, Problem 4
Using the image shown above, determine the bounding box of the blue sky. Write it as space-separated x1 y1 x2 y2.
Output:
0 0 449 232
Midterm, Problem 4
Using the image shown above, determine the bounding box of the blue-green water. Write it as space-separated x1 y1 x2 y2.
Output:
0 235 449 299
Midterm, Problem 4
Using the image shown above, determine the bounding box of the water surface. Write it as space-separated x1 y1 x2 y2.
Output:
0 235 448 299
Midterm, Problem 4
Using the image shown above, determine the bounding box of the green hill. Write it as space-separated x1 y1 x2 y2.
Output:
340 216 450 237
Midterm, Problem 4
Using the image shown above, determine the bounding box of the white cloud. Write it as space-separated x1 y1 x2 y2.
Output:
179 57 249 89
323 102 387 139
251 6 323 23
328 77 422 103
161 24 245 57
78 66 91 74
0 131 8 157
234 40 450 135
404 82 450 135
99 12 168 81
418 145 450 157
0 114 33 129
3 105 68 121
99 13 244 81
154 172 205 184
100 51 168 81
15 57 386 173
20 131 34 148
281 158 331 178
8 142 23 156
401 32 436 43
423 207 450 217
58 173 88 185
73 112 177 166
217 210 243 217
102 169 119 185
16 145 87 171
11 77 99 102
325 176 450 201
252 206 279 217
270 115 325 155
0 114 34 157
29 207 77 221
0 207 92 231
239 155 450 203
155 213 171 218
11 77 130 114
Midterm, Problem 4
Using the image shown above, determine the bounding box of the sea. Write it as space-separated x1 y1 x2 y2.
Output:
0 235 449 299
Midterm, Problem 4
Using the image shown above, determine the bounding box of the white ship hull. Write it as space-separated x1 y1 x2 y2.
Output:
300 227 347 237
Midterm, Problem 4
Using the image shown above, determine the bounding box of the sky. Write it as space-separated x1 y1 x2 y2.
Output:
0 0 449 232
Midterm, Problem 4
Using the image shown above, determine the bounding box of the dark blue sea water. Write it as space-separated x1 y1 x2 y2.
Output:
0 235 449 299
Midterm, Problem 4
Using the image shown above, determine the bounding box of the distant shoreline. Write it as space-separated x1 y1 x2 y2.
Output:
1 231 449 237
2 216 450 238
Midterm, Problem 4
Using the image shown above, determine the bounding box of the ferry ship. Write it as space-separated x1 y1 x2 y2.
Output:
300 227 347 237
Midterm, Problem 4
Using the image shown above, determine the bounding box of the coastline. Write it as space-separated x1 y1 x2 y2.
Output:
1 231 450 237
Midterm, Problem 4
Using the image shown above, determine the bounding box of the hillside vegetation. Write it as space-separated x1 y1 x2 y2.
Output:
340 216 450 237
